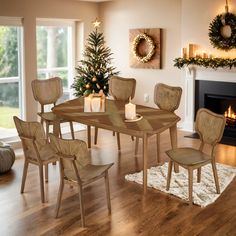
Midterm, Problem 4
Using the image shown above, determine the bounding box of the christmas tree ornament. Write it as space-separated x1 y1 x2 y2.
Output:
85 84 90 89
92 77 97 82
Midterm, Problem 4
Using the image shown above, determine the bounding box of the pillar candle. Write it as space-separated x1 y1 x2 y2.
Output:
125 102 136 120
181 48 187 59
91 97 101 112
188 44 195 58
84 96 92 112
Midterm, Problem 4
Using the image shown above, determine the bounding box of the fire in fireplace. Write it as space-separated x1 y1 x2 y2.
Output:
224 106 236 128
195 80 236 145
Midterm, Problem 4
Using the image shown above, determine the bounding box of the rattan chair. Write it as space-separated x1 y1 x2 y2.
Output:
135 83 182 163
13 116 58 203
49 133 113 227
166 108 226 205
94 75 136 150
31 77 75 140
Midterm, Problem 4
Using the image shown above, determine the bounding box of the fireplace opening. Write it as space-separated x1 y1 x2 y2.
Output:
205 94 236 138
193 80 236 146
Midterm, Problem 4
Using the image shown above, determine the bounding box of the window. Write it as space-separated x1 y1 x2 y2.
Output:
36 20 75 102
0 18 23 133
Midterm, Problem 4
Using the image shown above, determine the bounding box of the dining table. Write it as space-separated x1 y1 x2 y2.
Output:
52 97 181 193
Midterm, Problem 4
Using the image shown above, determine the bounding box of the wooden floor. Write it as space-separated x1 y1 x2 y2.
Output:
0 128 236 236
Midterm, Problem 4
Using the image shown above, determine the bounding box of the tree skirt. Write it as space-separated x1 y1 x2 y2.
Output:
125 163 236 207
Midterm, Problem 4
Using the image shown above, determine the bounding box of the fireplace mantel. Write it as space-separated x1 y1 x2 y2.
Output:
182 66 236 131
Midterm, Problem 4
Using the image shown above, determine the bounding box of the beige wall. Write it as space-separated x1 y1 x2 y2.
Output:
0 0 99 121
99 0 183 118
99 0 236 124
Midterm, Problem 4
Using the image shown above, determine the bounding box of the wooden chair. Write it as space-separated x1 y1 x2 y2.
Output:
166 108 226 205
94 75 136 150
49 133 113 227
135 83 182 164
13 116 58 203
31 77 75 140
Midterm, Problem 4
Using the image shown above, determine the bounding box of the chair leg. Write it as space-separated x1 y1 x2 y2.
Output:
39 165 45 203
87 125 91 149
112 131 115 136
197 167 201 183
134 137 139 155
131 136 134 141
188 168 193 205
46 121 50 141
156 134 160 164
116 132 121 150
105 171 111 214
21 161 29 193
69 121 75 140
94 127 98 145
78 185 85 228
55 180 64 218
166 160 173 191
212 161 220 194
45 164 48 182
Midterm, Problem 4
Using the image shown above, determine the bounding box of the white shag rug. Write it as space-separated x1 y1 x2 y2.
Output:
125 162 236 207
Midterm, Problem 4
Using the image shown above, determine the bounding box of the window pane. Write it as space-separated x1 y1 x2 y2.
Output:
0 26 19 77
0 82 19 128
0 25 21 131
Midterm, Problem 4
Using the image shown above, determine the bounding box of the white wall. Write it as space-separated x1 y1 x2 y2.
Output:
0 0 99 121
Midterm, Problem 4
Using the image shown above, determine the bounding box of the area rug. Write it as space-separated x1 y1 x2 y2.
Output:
125 162 236 207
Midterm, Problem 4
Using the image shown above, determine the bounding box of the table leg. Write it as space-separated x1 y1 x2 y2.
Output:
143 133 148 194
169 124 179 173
87 125 91 148
53 118 61 137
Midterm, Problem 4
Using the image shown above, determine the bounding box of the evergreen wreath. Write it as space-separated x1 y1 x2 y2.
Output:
209 12 236 51
132 33 156 63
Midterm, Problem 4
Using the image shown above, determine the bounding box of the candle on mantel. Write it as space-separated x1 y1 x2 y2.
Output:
181 48 187 58
125 101 136 120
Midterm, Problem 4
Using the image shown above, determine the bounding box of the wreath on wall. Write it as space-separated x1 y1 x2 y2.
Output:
209 12 236 51
132 33 156 63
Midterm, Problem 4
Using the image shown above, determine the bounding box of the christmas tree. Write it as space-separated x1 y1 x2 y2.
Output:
72 19 118 97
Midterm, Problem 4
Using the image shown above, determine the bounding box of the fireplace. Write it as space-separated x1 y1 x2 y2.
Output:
195 80 236 145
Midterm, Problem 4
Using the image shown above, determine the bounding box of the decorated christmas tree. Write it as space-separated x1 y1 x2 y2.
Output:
72 19 118 97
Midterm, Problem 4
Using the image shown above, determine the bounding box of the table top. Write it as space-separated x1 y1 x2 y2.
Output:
53 98 181 138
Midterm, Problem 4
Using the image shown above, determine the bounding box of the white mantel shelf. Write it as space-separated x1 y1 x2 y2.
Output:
182 66 236 131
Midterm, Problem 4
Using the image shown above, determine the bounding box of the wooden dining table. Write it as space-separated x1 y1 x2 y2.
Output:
52 97 181 193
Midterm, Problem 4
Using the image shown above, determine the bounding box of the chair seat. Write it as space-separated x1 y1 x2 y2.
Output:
38 112 57 122
26 143 58 163
65 163 113 183
166 147 211 166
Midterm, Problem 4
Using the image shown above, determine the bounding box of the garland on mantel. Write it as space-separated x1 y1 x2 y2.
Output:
173 57 236 69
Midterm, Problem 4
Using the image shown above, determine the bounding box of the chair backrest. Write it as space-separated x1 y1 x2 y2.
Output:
154 83 182 112
13 116 47 161
109 76 136 102
195 108 226 146
49 134 90 181
31 77 63 106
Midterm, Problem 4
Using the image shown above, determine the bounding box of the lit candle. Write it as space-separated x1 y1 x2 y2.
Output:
91 97 101 112
181 48 187 58
125 102 136 120
84 96 92 112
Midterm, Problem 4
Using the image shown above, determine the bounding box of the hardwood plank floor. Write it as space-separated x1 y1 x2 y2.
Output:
0 128 236 236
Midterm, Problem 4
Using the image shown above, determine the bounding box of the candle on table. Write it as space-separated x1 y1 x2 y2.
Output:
84 96 92 112
91 97 101 112
125 102 136 120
